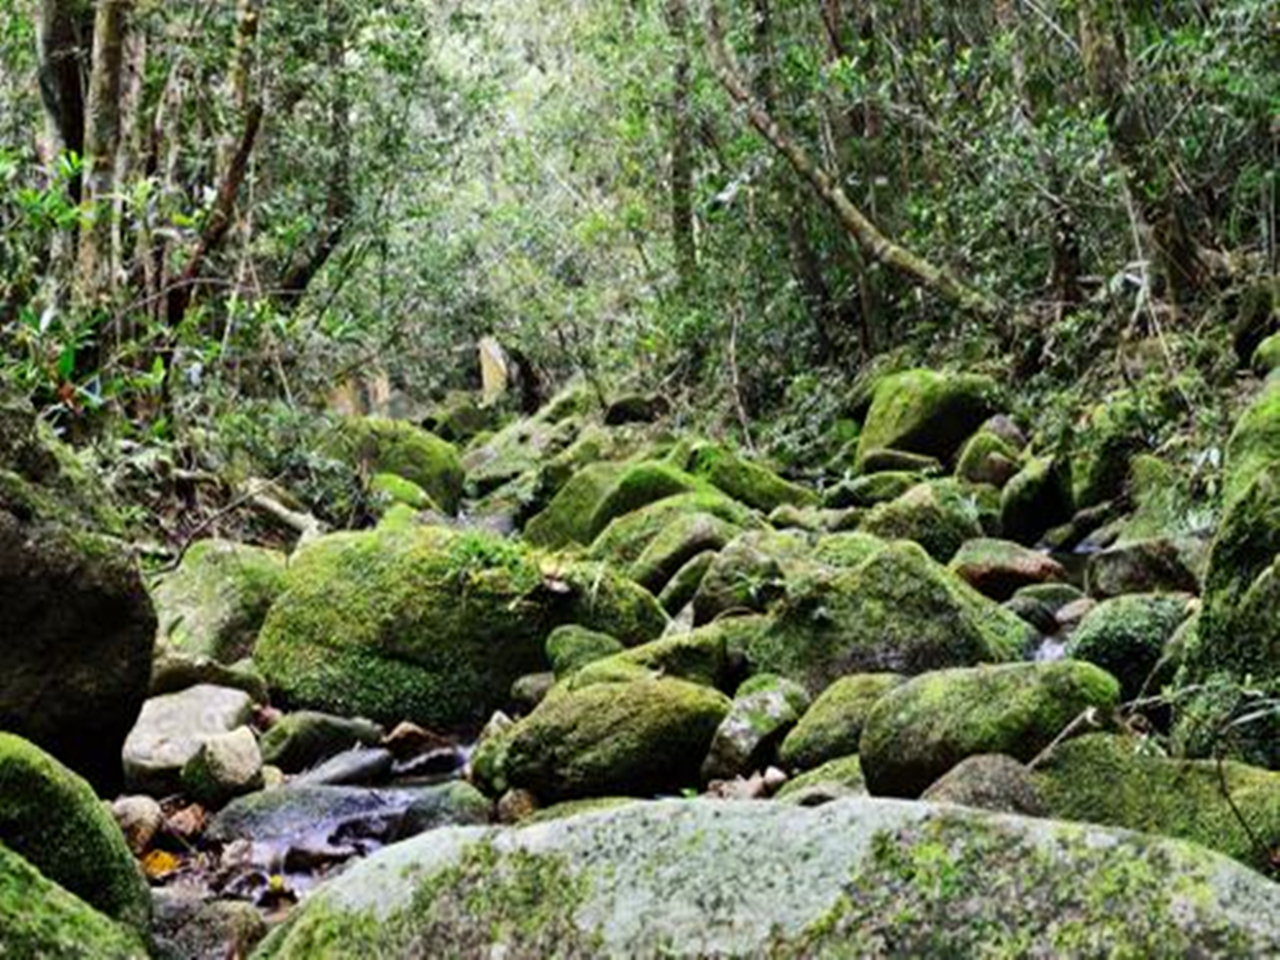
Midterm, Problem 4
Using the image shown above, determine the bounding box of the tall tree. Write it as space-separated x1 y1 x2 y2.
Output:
665 0 697 295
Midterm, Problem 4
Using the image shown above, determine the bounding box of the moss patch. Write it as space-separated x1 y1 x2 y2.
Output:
859 480 984 562
778 674 905 771
328 417 464 514
855 369 1001 468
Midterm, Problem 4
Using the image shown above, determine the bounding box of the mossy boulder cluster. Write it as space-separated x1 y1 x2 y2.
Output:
328 416 465 515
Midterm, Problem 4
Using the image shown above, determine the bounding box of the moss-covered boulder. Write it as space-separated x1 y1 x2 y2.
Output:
822 471 919 509
855 369 1002 469
586 491 759 567
560 626 730 693
687 443 818 513
774 755 867 804
1000 454 1074 545
701 675 810 782
1254 332 1280 375
545 626 625 679
464 412 584 498
948 538 1066 601
1072 393 1148 510
745 542 1028 692
421 391 496 444
955 430 1021 488
859 480 984 562
0 842 148 959
920 754 1046 816
1232 276 1279 366
254 527 665 728
1084 537 1200 599
152 539 287 663
328 417 464 514
628 512 740 594
0 508 154 794
657 550 716 614
368 472 439 514
857 447 944 475
0 734 150 935
253 797 1280 959
1034 733 1280 871
259 711 385 773
860 661 1121 797
180 726 265 807
692 529 807 624
1065 593 1191 699
500 677 731 801
777 674 905 772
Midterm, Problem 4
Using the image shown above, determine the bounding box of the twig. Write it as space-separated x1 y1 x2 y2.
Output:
1027 707 1104 770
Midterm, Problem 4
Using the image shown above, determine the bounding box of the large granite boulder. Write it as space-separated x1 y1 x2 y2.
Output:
253 798 1280 958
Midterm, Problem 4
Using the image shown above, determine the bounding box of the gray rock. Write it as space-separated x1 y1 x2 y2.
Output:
1085 537 1200 599
123 685 255 796
292 748 394 788
258 711 385 773
701 676 809 782
149 652 269 702
181 726 264 807
111 795 164 856
921 754 1047 816
254 798 1280 958
207 785 425 847
394 781 492 839
151 891 268 960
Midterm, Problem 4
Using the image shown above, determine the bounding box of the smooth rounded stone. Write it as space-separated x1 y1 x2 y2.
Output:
500 677 732 802
151 539 287 664
510 672 556 711
181 727 264 807
860 661 1121 798
1034 733 1280 872
955 430 1022 488
0 733 152 935
1054 596 1097 631
544 625 624 679
656 549 716 615
921 754 1047 817
1065 593 1192 699
981 414 1028 452
858 448 943 475
1013 582 1086 615
254 797 1280 959
206 785 422 846
686 442 819 514
123 685 255 797
1085 538 1200 599
328 417 465 515
0 510 155 794
291 748 394 788
949 538 1066 601
628 511 742 594
559 625 731 694
258 711 386 774
0 842 148 959
495 788 539 824
700 676 810 783
1000 455 1074 546
150 652 270 702
111 795 165 856
778 674 904 772
774 755 867 806
394 782 492 840
150 890 268 960
823 471 921 510
691 530 799 625
383 721 451 761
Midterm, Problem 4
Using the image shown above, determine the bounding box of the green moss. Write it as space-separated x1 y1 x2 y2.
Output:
824 471 921 509
955 430 1021 488
254 527 663 728
546 625 625 679
692 529 810 624
688 443 818 512
0 843 147 959
256 841 598 959
789 814 1260 957
657 550 716 614
1000 455 1074 545
1066 594 1190 699
948 537 1066 601
587 492 760 566
152 539 287 663
1222 382 1280 508
463 409 584 497
369 472 439 512
859 479 984 562
702 676 811 781
522 461 627 549
778 674 905 771
258 711 385 773
503 677 731 801
627 511 740 593
1253 332 1280 375
859 661 1121 797
588 461 707 539
1073 392 1149 509
0 734 150 935
774 755 867 802
1035 733 1280 871
329 417 465 514
560 626 728 692
524 797 641 824
748 542 1028 693
855 369 1002 468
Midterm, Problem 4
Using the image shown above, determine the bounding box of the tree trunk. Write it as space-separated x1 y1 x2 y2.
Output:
34 0 90 165
1078 0 1201 306
76 0 132 310
706 0 1000 320
665 0 698 295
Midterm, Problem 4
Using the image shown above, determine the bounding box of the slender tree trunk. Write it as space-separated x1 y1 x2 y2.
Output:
1078 0 1201 307
34 0 90 165
665 0 698 295
706 0 1000 320
77 0 132 310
